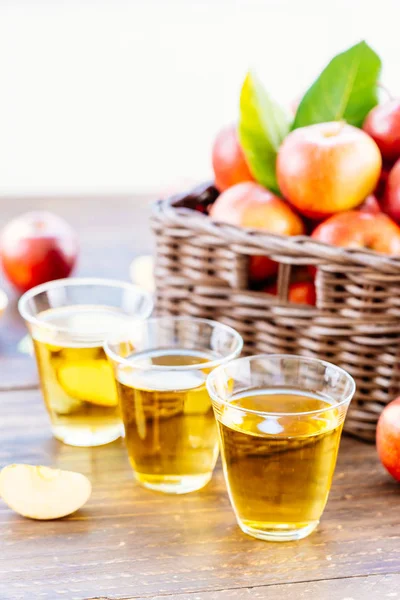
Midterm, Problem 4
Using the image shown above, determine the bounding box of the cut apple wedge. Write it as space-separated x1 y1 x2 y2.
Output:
42 359 83 415
57 359 118 406
0 464 92 520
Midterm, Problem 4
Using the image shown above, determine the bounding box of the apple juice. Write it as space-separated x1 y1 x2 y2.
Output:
115 349 219 494
32 305 127 447
216 390 342 537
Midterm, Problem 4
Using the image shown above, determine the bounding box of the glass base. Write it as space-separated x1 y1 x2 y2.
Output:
238 519 319 542
135 471 212 494
52 423 122 447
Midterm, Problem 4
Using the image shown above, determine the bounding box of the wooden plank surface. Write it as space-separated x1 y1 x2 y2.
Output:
1 389 400 600
133 574 400 599
1 197 400 600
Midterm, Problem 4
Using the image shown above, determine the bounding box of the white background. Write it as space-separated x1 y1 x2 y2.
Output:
0 0 399 196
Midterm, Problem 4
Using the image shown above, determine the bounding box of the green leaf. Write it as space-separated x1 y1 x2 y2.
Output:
238 71 290 195
292 41 381 130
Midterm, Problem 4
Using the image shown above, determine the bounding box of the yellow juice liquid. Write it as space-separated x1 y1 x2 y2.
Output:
217 390 342 540
116 349 219 493
32 305 128 446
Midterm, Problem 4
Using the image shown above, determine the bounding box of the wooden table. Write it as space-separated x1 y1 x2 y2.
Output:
1 197 400 600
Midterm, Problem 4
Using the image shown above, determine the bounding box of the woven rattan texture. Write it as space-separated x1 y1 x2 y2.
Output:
152 184 400 441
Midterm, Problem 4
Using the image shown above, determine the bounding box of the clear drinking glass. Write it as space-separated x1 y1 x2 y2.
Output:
104 316 243 494
207 354 355 541
19 278 153 447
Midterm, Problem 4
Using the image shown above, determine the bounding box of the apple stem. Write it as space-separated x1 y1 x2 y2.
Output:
378 82 394 101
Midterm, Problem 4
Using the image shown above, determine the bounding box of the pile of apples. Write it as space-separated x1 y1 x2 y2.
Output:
209 100 400 305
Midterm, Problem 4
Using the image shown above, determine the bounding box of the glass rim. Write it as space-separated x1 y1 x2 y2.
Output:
18 277 154 331
206 353 356 417
103 315 244 371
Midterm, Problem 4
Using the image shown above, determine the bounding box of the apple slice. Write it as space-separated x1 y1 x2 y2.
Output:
0 464 91 520
48 380 83 415
57 359 118 406
42 359 83 415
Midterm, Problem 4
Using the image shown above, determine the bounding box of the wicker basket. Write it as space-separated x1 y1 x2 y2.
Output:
152 182 400 441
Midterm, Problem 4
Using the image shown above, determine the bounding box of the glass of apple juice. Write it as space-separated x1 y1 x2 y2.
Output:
104 317 243 494
207 354 355 541
19 278 153 447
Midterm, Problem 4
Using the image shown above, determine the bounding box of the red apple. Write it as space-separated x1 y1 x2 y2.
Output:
363 99 400 162
210 182 305 282
264 281 316 306
377 397 400 481
277 122 382 218
248 255 276 282
0 211 78 293
311 210 400 255
382 159 400 224
212 124 254 192
374 162 392 200
358 194 381 214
